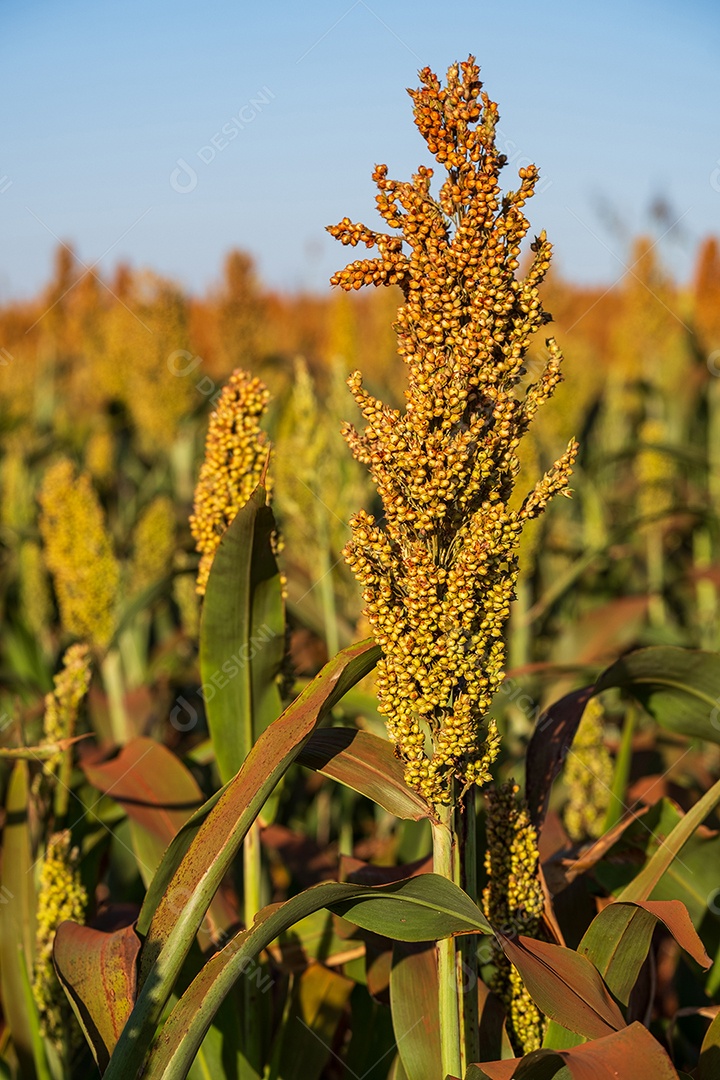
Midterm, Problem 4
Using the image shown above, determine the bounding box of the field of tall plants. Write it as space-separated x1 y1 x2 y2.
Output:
2 56 720 1080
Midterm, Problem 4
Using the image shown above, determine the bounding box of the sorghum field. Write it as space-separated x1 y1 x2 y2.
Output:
2 55 720 1080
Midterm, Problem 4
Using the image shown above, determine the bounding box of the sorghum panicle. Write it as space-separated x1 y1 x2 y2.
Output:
43 642 92 772
38 458 120 650
329 58 577 803
33 831 88 1047
483 780 545 1054
190 368 271 596
130 494 176 596
563 698 613 842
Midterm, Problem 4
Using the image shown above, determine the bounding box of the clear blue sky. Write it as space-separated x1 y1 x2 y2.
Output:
1 0 718 301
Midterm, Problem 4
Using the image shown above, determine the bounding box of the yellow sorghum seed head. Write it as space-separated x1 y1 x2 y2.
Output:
19 540 53 639
482 780 545 1054
190 368 271 596
563 698 613 842
38 458 120 649
33 831 88 1047
84 424 116 485
129 495 176 596
636 417 674 525
43 643 92 773
329 58 577 804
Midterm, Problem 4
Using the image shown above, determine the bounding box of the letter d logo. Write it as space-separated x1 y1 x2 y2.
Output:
170 158 198 194
170 695 199 732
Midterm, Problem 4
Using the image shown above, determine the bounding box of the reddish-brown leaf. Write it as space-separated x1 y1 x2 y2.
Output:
471 1022 680 1078
525 687 595 832
81 737 204 843
498 934 625 1041
297 728 434 821
53 922 141 1071
390 941 442 1080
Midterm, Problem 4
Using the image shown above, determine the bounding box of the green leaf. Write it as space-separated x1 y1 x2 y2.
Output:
578 899 710 1006
297 728 434 821
200 485 285 783
53 923 141 1071
468 1021 681 1078
390 942 442 1080
526 646 720 834
498 935 625 1041
617 775 720 902
103 638 380 1080
595 646 720 742
698 1008 720 1080
0 762 38 1079
137 874 491 1079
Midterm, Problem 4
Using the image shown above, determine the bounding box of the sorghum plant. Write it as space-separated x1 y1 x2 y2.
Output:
330 56 576 1075
331 57 576 806
190 367 271 596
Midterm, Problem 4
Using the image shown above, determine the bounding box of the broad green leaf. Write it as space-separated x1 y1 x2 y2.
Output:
617 775 720 902
267 962 354 1080
271 908 363 971
200 484 285 783
469 1021 680 1078
498 935 625 1041
138 874 491 1079
0 762 38 1078
53 923 141 1071
390 941 442 1080
595 646 720 742
578 899 710 1006
297 728 434 821
103 638 380 1080
698 1008 720 1080
527 646 720 834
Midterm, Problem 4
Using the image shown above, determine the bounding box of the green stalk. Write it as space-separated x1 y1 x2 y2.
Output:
432 804 462 1080
243 821 262 931
602 701 637 833
316 507 340 661
646 527 666 629
100 649 128 744
694 527 718 651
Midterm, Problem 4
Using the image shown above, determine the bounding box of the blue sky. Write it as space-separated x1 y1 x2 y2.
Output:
1 0 718 301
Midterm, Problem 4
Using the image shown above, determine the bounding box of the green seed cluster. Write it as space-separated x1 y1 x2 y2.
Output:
43 643 92 772
38 458 120 650
483 780 545 1054
130 494 176 596
329 57 577 804
33 831 88 1047
190 368 270 595
563 698 613 842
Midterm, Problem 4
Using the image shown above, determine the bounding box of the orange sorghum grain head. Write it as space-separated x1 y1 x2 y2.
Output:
190 368 271 595
329 58 577 805
38 459 120 650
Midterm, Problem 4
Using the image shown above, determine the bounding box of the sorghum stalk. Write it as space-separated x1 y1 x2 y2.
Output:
330 57 576 1073
190 367 275 1075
